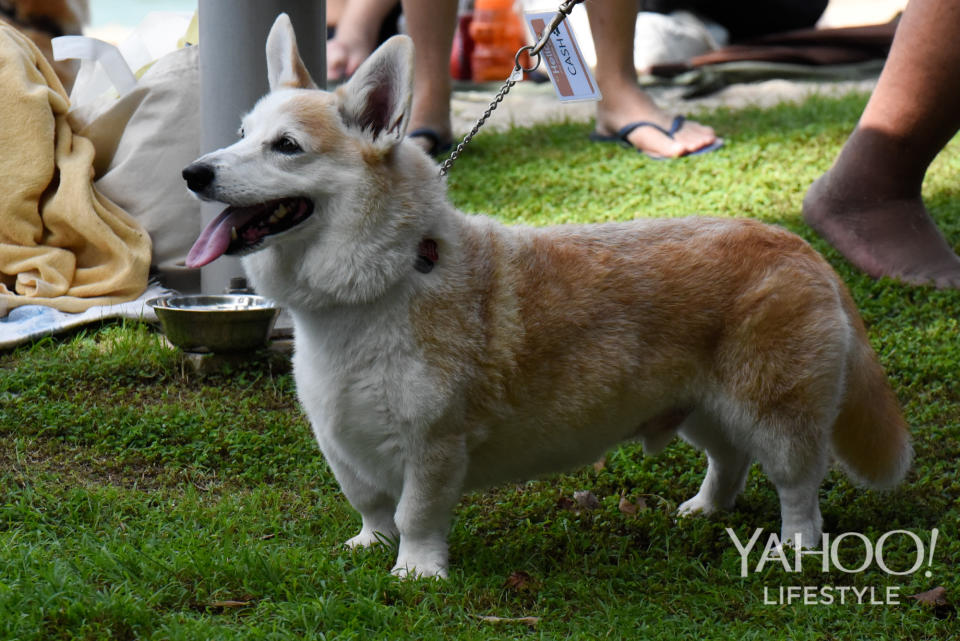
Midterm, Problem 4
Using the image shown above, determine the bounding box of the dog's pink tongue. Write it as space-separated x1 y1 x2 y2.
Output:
186 208 238 268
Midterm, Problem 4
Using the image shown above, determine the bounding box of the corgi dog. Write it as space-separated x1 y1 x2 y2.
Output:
182 14 911 578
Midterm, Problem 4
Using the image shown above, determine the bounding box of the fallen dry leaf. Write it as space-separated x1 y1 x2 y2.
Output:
909 586 948 607
573 490 600 511
593 457 607 472
503 570 536 592
475 615 540 626
209 599 254 609
618 495 648 516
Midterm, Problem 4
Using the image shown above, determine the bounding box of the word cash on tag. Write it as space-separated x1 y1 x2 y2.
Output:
524 12 601 103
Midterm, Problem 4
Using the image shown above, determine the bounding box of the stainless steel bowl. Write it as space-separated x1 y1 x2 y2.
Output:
147 294 281 353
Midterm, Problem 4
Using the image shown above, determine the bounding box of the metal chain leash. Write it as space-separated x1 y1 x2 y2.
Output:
438 0 585 177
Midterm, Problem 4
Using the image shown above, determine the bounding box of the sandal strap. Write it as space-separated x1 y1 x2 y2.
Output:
617 115 686 142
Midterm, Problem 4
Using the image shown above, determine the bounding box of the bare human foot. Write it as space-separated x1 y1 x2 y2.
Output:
593 85 719 159
803 171 960 289
796 0 960 289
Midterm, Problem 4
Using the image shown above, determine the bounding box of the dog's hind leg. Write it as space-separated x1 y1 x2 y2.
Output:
678 411 752 517
754 374 840 549
759 439 828 550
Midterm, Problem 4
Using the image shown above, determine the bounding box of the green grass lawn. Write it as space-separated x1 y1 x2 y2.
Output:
2 92 960 640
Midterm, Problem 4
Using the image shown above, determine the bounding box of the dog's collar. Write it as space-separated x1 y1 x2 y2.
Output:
0 3 66 37
415 238 438 274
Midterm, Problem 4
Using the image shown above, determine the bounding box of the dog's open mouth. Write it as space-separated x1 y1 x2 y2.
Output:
186 197 314 268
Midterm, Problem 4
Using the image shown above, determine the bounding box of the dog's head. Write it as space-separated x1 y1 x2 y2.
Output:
182 13 415 269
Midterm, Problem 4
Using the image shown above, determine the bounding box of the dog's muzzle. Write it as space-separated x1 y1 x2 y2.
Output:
185 197 315 268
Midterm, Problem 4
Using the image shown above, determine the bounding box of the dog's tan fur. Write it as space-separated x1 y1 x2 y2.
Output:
183 16 911 578
406 210 909 487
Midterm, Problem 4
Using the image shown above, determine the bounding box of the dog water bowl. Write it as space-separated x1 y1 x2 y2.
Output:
147 294 281 353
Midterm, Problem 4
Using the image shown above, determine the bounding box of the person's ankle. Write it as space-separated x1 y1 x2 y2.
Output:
827 126 929 200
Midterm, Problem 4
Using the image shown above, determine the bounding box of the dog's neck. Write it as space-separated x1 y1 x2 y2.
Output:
245 145 455 312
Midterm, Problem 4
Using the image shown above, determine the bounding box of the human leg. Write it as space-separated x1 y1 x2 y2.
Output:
803 0 960 288
398 0 458 151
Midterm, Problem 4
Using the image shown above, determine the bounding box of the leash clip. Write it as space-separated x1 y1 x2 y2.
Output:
438 0 586 178
529 0 584 58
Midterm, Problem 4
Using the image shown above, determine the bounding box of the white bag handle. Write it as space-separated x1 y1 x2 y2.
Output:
52 35 138 103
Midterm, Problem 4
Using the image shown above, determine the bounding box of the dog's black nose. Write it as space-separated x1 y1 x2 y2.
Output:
182 163 215 193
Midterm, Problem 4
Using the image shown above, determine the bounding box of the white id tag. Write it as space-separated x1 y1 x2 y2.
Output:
524 12 601 103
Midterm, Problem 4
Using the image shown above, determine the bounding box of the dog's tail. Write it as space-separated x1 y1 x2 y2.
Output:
830 291 912 489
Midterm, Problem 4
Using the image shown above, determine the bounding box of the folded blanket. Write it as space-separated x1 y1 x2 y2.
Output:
0 284 169 350
0 23 151 316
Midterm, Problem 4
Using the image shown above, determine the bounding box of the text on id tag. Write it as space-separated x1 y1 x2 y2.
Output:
524 11 601 103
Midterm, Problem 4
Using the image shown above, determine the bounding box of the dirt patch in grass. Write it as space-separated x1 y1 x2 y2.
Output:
0 437 226 493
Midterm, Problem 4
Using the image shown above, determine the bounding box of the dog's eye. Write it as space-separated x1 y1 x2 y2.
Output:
238 127 245 139
272 136 302 154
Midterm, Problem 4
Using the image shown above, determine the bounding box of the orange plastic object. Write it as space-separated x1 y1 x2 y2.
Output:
469 0 528 81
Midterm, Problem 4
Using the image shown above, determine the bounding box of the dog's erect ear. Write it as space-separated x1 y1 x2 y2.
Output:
338 35 414 145
266 13 318 91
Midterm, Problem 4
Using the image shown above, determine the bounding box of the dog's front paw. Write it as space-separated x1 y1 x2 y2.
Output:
677 494 719 518
392 534 449 578
391 559 448 580
345 528 397 549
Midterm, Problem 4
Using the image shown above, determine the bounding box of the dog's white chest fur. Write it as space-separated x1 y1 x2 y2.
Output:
290 305 434 494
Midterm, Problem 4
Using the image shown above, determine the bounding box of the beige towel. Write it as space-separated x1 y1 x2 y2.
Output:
0 24 150 315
